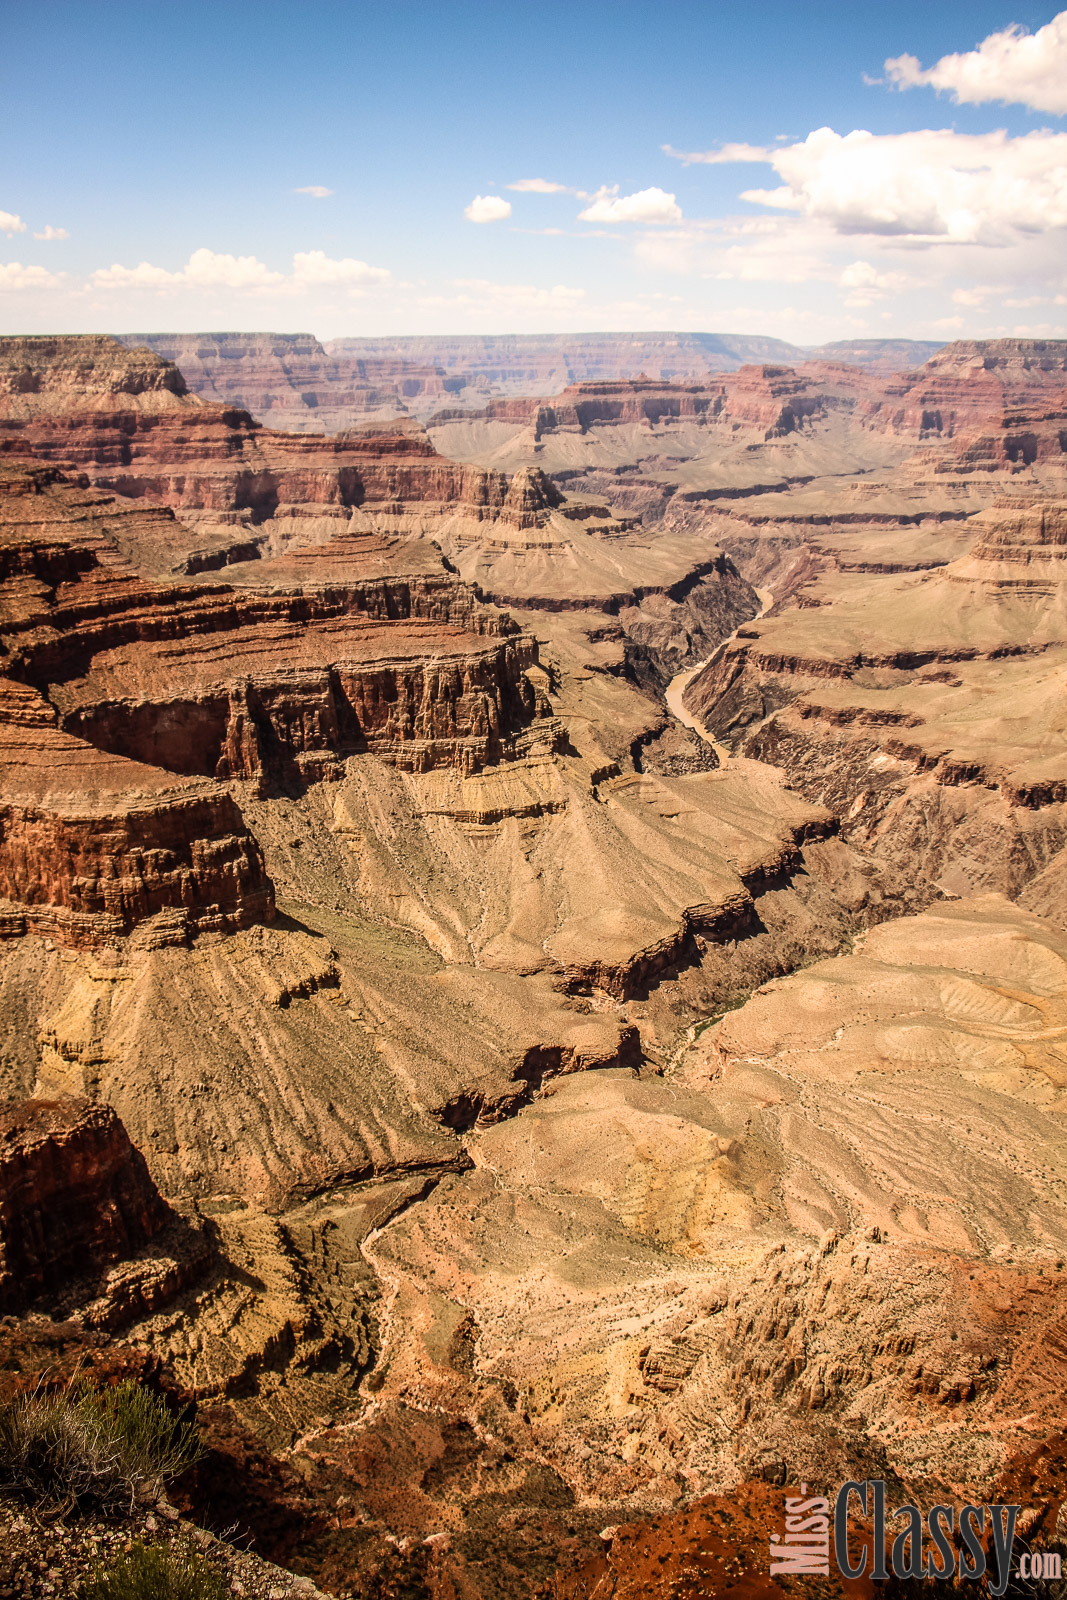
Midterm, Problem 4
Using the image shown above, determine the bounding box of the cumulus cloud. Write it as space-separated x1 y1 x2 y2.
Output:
737 126 1067 245
0 211 26 236
93 248 283 290
91 247 391 294
33 225 68 240
661 142 771 166
886 11 1067 115
0 262 63 291
838 259 909 305
92 260 180 288
464 194 512 223
578 186 682 224
291 249 391 287
182 248 284 288
294 185 334 198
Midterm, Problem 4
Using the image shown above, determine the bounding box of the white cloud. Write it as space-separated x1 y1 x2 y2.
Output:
93 248 283 290
464 194 512 223
838 259 908 306
661 142 771 166
291 249 391 288
420 277 585 312
294 185 334 198
738 126 1067 245
182 248 284 288
951 285 997 308
886 11 1067 115
635 217 834 285
0 262 64 291
508 178 567 193
0 211 26 236
507 178 592 199
33 225 68 241
578 185 682 224
92 260 181 288
91 247 390 295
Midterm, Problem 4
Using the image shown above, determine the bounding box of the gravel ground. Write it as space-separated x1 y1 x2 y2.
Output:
0 1500 332 1600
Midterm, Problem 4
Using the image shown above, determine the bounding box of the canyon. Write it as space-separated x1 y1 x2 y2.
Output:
115 331 945 436
1 330 1067 1598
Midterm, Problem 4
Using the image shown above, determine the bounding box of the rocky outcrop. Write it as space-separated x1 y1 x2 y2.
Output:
0 1097 169 1310
434 368 833 444
0 775 274 948
684 496 1067 897
862 337 1067 477
0 402 510 534
0 335 189 406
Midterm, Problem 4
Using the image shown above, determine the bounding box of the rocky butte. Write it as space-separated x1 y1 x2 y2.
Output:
1 332 1066 1597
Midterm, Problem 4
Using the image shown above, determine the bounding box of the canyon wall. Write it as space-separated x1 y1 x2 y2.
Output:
0 1097 169 1310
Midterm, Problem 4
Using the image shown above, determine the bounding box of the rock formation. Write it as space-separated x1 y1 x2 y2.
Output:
0 1096 207 1325
682 494 1067 902
116 331 468 432
326 331 944 392
2 332 1067 1599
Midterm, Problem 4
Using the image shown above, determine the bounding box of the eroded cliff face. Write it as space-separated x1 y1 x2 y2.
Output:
435 367 834 444
0 1096 213 1330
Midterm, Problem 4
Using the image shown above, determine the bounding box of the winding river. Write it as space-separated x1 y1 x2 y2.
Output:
662 586 774 764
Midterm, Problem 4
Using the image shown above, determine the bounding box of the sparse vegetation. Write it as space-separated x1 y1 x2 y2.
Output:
79 1539 229 1600
0 1378 203 1513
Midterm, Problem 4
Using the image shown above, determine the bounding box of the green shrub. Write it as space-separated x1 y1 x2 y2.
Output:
0 1378 203 1512
80 1539 229 1600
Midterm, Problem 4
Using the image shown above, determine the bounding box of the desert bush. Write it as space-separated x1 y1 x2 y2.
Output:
0 1377 202 1512
80 1539 229 1600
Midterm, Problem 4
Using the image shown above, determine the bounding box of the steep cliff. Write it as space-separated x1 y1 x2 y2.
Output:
0 1097 167 1310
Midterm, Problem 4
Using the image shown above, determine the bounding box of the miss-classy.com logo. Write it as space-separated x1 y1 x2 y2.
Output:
772 1482 1062 1592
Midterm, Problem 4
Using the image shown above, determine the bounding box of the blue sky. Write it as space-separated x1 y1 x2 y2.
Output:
3 1 1067 342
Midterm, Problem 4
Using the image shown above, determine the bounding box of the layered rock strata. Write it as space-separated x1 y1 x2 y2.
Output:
9 333 1067 1597
327 331 943 390
0 1096 168 1311
684 497 1067 900
432 367 834 444
116 331 467 431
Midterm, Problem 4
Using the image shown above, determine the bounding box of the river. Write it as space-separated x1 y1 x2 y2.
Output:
662 586 773 764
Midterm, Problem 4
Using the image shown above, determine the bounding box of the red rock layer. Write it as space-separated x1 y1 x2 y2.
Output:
0 1097 170 1312
0 466 277 943
434 367 834 442
0 338 511 521
862 338 1067 472
0 443 558 942
0 733 274 946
